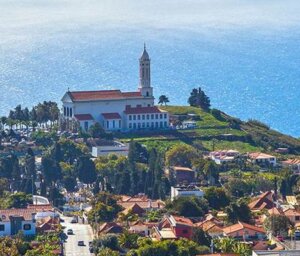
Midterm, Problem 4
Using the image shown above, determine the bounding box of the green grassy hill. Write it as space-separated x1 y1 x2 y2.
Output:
116 105 300 155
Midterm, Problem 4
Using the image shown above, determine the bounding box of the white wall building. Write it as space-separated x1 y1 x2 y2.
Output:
61 45 169 132
171 186 204 201
0 209 36 236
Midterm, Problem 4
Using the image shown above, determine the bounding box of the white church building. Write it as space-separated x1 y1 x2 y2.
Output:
61 45 169 132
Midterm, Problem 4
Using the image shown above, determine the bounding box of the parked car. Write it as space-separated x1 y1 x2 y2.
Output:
70 217 78 223
78 241 85 246
295 230 300 240
67 229 73 235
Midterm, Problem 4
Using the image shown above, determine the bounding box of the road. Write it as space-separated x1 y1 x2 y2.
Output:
62 216 94 256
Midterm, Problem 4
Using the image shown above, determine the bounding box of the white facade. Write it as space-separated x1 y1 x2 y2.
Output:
92 142 129 157
171 186 204 201
0 219 36 236
61 45 169 132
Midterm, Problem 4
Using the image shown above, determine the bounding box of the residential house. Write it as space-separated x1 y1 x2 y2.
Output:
152 215 194 240
0 209 36 236
209 150 240 165
129 220 156 236
120 203 145 217
195 220 223 237
171 185 204 201
248 191 275 211
223 221 266 240
283 208 300 225
282 159 300 175
118 194 164 212
248 153 277 167
166 166 196 185
98 222 123 235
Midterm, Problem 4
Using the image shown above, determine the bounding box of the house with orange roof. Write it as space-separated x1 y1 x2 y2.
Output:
166 166 196 185
282 159 300 174
152 215 194 240
118 195 164 213
248 152 277 167
0 208 37 236
98 222 123 235
248 191 275 211
283 208 300 224
222 221 266 240
195 220 223 237
128 220 157 236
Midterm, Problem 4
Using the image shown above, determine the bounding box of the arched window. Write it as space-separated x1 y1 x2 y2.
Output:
66 107 69 117
146 92 149 97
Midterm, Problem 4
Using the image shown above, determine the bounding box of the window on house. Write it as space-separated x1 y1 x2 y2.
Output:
155 122 158 128
133 123 136 129
70 108 72 117
23 224 31 230
0 225 4 231
119 120 121 128
138 115 141 120
129 123 132 129
164 121 168 127
146 114 149 120
138 123 141 129
164 113 167 118
133 115 136 120
151 122 154 128
151 114 154 119
113 120 115 128
146 92 149 97
182 230 188 234
296 216 300 221
107 121 109 129
142 115 145 120
148 104 151 107
129 115 132 121
146 122 150 128
155 114 158 119
160 121 163 128
142 123 145 128
63 107 66 116
160 114 163 119
84 121 88 131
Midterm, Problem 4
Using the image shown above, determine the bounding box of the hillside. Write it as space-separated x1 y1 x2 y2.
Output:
117 105 300 155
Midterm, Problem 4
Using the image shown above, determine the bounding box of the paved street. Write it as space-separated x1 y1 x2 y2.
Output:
62 216 94 256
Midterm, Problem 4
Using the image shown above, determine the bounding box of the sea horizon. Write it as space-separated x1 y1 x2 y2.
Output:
0 0 300 137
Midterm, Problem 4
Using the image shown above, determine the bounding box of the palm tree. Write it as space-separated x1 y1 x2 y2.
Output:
118 230 138 249
214 237 236 253
158 95 170 105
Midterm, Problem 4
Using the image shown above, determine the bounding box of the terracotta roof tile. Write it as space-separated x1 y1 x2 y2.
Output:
102 113 121 119
0 208 36 222
69 90 142 101
223 221 266 235
74 114 94 121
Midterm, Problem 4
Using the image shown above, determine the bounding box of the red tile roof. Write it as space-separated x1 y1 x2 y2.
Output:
27 204 54 212
102 113 121 119
248 191 274 210
124 106 163 114
222 221 266 235
249 152 275 160
282 159 300 165
74 114 94 121
0 208 36 222
69 90 142 101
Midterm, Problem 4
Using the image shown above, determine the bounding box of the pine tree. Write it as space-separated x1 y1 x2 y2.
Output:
188 87 211 111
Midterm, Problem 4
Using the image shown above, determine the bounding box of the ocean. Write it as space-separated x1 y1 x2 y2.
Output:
0 0 299 136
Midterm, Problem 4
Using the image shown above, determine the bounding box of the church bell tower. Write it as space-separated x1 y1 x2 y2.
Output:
139 44 153 97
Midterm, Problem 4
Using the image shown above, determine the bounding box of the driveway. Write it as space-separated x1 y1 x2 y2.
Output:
62 216 94 256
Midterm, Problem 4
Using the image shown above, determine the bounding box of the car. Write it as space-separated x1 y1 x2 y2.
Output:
67 229 73 235
276 235 284 242
295 230 300 240
78 241 85 246
70 217 78 223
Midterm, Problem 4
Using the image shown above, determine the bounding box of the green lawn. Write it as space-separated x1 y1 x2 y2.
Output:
201 140 261 153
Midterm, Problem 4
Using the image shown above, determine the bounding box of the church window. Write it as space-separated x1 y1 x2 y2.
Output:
142 68 145 77
138 115 140 120
133 115 136 120
66 107 69 117
146 92 149 97
129 115 132 121
70 108 72 117
142 115 145 120
63 107 66 116
146 114 149 120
